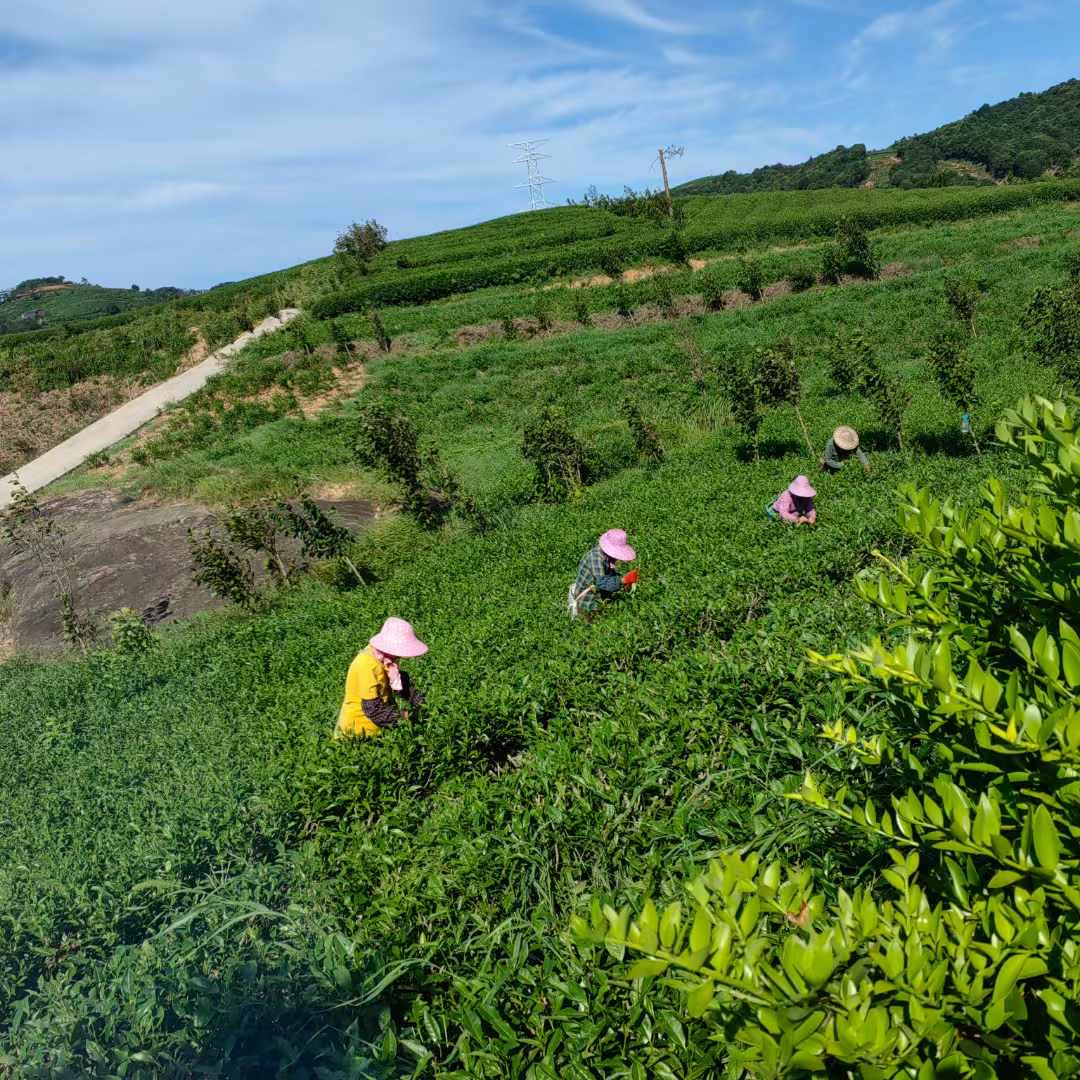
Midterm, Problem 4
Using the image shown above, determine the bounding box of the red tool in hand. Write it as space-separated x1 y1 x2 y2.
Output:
622 569 639 588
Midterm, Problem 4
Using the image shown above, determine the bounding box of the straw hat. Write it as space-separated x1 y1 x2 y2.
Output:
370 617 428 658
833 425 860 451
599 528 636 562
789 475 817 499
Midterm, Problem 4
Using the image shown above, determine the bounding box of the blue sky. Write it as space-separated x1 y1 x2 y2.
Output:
0 0 1076 290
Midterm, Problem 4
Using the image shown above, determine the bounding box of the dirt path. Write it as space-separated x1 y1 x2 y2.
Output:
0 309 301 510
0 488 373 655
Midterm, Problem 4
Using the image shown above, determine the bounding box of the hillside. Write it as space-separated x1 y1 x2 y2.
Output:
0 276 192 335
2 175 1080 1074
675 77 1080 195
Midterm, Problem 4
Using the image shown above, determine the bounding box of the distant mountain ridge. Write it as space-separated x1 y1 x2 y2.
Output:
0 276 196 335
675 78 1080 196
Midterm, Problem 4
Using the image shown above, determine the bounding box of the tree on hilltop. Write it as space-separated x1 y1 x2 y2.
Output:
334 220 389 275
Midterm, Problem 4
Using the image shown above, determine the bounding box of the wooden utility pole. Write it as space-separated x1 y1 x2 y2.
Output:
658 148 673 217
655 145 684 218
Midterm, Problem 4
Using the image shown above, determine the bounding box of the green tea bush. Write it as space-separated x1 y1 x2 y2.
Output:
367 306 392 353
109 607 155 655
788 264 818 292
925 324 980 449
573 293 592 326
700 267 726 311
944 273 983 336
522 406 589 501
652 275 678 318
614 283 635 319
1022 278 1080 388
353 400 460 527
621 398 665 463
737 253 765 301
578 396 1080 1078
534 291 555 332
856 344 910 451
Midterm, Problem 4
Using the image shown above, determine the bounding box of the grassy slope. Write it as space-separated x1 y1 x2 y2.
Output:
1 187 1079 1074
0 282 183 334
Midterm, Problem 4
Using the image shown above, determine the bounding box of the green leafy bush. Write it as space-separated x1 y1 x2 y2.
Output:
737 253 765 301
577 396 1080 1078
944 273 984 336
788 265 818 292
1023 277 1080 388
109 608 155 655
700 268 726 311
621 398 665 463
522 407 589 501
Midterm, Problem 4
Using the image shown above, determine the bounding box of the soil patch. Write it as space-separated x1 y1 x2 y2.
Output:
0 489 374 655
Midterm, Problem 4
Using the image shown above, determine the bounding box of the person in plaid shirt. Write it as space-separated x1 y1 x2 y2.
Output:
569 528 638 618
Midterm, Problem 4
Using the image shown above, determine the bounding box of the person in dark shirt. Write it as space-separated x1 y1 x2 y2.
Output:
821 425 870 473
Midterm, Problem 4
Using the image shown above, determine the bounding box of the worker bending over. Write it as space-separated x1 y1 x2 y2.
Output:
821 425 870 473
336 617 427 738
768 475 817 525
569 528 638 618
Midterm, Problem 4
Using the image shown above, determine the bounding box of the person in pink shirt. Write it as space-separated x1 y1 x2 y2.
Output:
767 475 817 525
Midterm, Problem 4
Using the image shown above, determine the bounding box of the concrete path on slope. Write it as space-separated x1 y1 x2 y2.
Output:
0 308 301 511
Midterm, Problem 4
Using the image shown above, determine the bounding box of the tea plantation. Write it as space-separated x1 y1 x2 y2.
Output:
1 178 1079 1076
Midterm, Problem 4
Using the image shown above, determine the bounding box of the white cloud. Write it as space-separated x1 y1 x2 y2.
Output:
582 0 690 34
132 181 229 210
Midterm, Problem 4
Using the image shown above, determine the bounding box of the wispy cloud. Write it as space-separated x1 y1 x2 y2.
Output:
582 0 690 34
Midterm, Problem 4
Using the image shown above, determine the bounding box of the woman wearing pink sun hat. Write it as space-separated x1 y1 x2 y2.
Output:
335 617 428 738
767 475 817 525
568 528 639 618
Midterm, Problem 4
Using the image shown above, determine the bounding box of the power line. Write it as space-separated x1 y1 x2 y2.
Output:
509 139 554 211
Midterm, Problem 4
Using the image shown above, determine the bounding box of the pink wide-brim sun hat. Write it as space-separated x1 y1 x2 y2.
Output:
789 475 817 499
370 617 429 658
599 528 636 562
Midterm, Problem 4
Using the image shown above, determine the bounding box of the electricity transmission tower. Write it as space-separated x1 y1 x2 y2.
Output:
510 139 554 211
653 144 685 217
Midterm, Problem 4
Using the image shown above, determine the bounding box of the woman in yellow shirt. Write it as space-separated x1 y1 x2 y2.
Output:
336 617 428 738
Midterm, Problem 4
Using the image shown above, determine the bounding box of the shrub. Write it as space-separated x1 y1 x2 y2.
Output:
188 528 258 609
820 241 845 285
825 330 865 391
534 292 554 332
614 284 635 319
573 293 592 326
944 273 982 336
522 407 588 502
334 220 388 273
599 249 624 279
353 401 459 528
1022 279 1080 389
925 325 980 449
700 268 726 312
0 484 94 653
1065 251 1080 285
755 337 814 454
367 307 392 353
788 265 817 292
663 230 690 267
822 217 878 282
500 309 518 340
736 254 764 301
838 215 879 278
578 396 1080 1079
718 353 763 459
855 341 909 451
109 608 155 655
652 275 677 319
621 398 665 463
